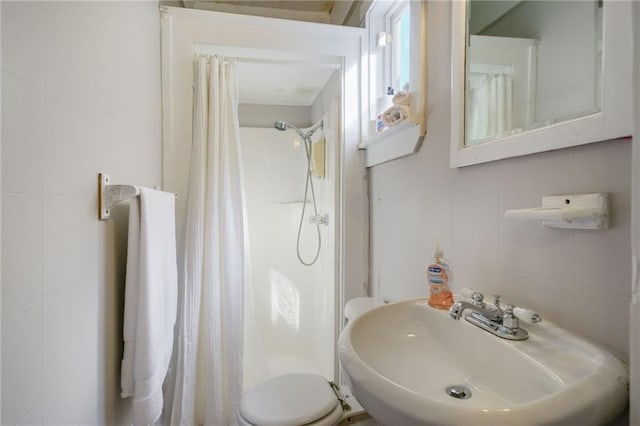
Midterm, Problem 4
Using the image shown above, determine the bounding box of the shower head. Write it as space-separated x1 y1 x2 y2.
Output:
274 120 289 132
274 120 305 138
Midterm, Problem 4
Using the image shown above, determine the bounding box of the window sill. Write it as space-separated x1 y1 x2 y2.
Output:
358 120 425 167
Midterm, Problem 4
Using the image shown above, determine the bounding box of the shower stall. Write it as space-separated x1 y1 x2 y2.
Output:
238 63 341 388
240 89 341 390
160 7 367 411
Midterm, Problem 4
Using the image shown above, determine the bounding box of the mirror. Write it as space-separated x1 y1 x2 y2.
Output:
450 0 633 167
466 0 602 147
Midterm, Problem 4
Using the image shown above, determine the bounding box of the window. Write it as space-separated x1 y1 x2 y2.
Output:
369 1 412 108
366 0 417 121
389 2 411 94
360 0 426 167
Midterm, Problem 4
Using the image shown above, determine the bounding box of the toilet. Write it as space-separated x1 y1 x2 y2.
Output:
237 373 360 426
237 297 383 426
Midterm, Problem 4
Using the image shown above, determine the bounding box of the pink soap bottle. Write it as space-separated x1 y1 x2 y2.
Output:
427 241 454 309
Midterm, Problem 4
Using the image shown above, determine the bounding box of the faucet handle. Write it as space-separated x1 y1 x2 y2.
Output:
492 295 501 307
471 292 485 307
513 307 543 324
459 287 486 307
503 304 520 329
460 287 476 299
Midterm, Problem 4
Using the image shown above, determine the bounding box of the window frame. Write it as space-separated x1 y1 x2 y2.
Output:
360 0 427 167
386 1 411 96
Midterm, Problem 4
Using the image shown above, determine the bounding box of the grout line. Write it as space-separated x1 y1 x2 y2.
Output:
41 274 94 303
14 400 41 426
1 68 42 93
497 163 504 292
40 188 45 408
0 292 42 320
2 191 95 199
0 273 92 319
1 191 43 197
40 369 74 404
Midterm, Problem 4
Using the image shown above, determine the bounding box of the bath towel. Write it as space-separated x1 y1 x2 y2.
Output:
121 188 178 426
381 105 410 127
392 90 412 106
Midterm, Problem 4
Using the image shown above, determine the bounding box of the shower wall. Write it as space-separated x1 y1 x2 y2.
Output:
239 104 312 128
240 109 338 389
240 84 340 390
240 128 335 377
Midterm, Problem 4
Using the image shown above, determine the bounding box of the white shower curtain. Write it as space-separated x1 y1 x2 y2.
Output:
164 55 247 425
466 72 513 145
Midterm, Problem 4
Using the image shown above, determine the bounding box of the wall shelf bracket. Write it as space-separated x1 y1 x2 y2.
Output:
98 173 140 221
504 193 609 230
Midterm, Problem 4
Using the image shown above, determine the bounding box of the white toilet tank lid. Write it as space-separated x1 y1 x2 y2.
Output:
239 373 338 426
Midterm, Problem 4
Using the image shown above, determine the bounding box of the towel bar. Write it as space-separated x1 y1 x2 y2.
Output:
98 173 177 220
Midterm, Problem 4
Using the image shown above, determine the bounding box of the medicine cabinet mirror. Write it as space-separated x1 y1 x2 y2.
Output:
450 0 633 168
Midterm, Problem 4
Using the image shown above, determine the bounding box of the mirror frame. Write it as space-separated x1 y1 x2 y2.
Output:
450 0 633 168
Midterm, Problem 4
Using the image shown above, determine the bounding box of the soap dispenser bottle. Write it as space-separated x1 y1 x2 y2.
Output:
427 241 454 309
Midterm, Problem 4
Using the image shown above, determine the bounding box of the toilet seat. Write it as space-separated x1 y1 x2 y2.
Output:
238 373 343 426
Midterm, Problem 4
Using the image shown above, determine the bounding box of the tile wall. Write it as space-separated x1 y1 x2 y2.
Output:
1 2 161 424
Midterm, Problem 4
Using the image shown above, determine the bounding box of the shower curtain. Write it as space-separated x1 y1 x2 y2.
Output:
466 72 513 145
164 55 247 425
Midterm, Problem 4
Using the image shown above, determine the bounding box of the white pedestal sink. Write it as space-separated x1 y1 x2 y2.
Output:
338 299 628 425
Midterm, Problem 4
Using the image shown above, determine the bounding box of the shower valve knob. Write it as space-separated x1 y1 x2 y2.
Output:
310 214 329 226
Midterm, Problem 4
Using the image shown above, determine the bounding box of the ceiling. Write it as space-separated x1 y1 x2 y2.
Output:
179 0 352 106
204 1 334 12
183 1 340 23
236 61 338 106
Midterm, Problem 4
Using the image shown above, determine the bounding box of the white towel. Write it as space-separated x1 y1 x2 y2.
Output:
121 188 178 426
381 105 410 127
392 90 411 106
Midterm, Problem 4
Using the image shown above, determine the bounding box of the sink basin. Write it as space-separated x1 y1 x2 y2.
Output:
338 299 628 425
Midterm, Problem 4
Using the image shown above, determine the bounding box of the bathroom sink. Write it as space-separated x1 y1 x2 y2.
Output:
338 299 628 426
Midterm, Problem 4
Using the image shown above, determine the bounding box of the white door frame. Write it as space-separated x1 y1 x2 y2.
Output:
631 2 639 424
159 6 369 381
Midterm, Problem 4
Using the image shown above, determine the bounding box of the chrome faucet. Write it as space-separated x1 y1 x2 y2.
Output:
449 290 541 341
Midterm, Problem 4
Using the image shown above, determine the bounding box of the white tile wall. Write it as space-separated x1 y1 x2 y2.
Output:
1 194 42 313
1 1 161 424
1 72 43 194
42 277 97 395
1 302 42 425
17 404 42 426
370 0 632 362
452 193 501 265
500 191 575 283
42 196 98 295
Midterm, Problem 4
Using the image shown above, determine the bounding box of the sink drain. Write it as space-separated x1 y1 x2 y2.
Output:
446 385 472 399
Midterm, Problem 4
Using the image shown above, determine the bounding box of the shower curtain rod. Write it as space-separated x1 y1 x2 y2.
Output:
232 56 341 69
98 173 178 221
193 47 341 69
